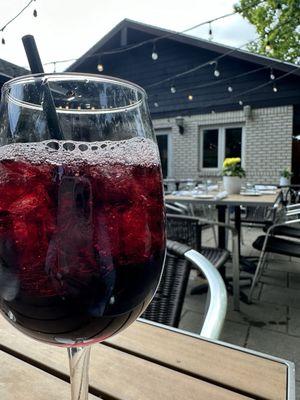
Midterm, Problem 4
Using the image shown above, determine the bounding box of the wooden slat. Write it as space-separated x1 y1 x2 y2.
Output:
106 321 287 400
0 350 98 400
0 316 252 400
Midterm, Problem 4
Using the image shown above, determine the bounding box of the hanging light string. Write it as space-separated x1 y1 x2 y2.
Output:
0 0 36 33
145 12 295 90
154 66 299 110
42 0 265 68
145 36 262 89
171 66 268 93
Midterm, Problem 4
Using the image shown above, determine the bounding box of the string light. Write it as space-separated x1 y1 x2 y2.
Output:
97 57 104 72
213 61 220 77
273 83 278 92
188 94 193 101
238 100 243 106
170 84 176 93
208 22 213 41
228 85 233 92
276 1 282 17
1 36 5 45
154 101 159 107
270 68 275 80
0 0 36 34
265 40 272 53
33 9 37 17
151 43 158 60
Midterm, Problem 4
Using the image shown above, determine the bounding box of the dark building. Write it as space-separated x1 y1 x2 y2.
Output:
0 58 29 89
66 19 300 184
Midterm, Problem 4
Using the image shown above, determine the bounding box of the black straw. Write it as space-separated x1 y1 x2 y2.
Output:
22 35 63 140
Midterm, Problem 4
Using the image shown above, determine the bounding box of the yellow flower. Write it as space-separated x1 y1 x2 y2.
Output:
223 157 241 167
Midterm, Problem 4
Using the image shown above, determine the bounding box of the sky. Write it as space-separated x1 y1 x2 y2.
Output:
0 0 257 72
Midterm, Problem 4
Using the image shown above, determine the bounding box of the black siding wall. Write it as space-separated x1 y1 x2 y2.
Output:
71 28 300 119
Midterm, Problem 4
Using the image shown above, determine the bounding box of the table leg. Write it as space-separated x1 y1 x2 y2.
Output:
234 206 241 256
216 205 226 249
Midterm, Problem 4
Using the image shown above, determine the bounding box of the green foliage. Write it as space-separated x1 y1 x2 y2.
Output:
234 0 300 63
280 167 293 178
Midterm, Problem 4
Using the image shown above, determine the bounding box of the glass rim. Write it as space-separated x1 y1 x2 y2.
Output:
2 72 147 115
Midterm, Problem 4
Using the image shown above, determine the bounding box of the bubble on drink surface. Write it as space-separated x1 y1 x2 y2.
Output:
0 137 160 167
78 144 88 151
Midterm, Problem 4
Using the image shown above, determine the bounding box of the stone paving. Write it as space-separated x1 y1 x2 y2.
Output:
179 226 300 397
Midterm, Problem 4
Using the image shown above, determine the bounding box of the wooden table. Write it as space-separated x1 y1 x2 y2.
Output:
0 316 294 399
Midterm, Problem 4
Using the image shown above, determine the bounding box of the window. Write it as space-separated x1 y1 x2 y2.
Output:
225 127 242 159
200 126 243 170
203 129 219 168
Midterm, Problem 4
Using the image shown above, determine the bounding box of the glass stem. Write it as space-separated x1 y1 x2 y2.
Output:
67 346 91 400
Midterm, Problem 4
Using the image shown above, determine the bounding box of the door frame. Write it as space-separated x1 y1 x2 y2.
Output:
155 130 173 178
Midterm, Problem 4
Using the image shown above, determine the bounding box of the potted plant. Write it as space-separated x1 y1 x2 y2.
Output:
280 168 293 186
222 157 246 194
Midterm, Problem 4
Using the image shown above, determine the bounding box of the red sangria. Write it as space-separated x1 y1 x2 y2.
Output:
0 137 165 345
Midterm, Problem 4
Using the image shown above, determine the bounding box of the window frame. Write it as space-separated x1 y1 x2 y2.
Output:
199 124 245 172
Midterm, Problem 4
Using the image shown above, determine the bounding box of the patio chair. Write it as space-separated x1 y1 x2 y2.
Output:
140 240 227 339
248 217 300 303
165 202 189 215
165 214 240 310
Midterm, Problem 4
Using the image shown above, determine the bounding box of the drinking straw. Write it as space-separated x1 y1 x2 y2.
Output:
22 35 63 140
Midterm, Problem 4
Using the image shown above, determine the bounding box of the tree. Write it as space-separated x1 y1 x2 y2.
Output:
234 0 300 64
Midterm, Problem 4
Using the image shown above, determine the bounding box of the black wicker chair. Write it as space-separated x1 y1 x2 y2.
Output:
141 240 227 339
165 214 240 310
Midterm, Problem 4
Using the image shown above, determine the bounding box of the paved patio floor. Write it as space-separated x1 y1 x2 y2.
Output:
179 226 300 398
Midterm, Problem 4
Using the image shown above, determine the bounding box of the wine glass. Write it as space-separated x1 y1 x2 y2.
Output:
0 73 165 399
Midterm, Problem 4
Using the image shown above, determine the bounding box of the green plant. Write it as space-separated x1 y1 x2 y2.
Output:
280 168 293 178
222 157 246 178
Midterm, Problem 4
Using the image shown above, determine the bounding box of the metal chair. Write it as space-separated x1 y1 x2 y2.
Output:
165 214 240 310
248 216 300 303
141 240 227 340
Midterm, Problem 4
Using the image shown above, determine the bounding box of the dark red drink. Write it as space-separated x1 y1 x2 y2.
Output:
0 138 165 346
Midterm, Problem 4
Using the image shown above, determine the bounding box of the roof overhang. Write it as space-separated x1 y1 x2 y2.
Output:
67 19 300 77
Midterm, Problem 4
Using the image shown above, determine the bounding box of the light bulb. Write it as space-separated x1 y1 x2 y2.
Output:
33 9 37 17
1 37 5 45
238 100 243 106
208 23 213 40
273 84 278 92
228 85 233 92
151 43 158 60
265 41 272 53
97 63 104 72
270 70 275 80
154 102 159 107
152 51 158 60
170 85 176 93
188 94 193 101
214 69 220 77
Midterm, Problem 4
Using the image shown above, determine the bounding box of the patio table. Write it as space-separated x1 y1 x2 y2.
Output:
0 316 294 399
165 192 280 250
165 192 280 307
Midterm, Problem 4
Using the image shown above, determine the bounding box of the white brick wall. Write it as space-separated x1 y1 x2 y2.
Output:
153 105 293 184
